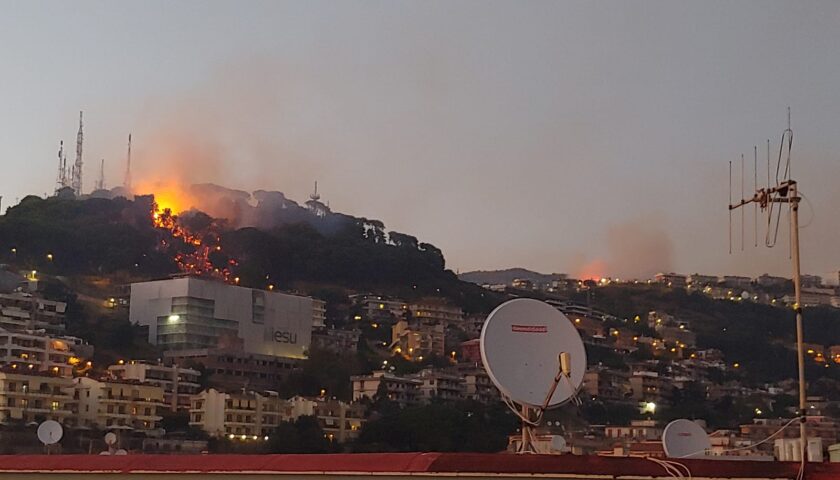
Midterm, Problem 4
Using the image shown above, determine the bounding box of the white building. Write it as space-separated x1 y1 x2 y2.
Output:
0 328 86 377
129 277 315 359
107 361 201 412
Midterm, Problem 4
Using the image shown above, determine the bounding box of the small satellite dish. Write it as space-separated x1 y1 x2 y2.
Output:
663 419 710 458
37 420 63 446
481 298 586 407
550 435 567 452
104 432 117 446
114 449 128 455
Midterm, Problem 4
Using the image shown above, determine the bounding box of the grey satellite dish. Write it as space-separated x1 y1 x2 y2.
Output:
481 298 586 407
114 449 128 455
37 420 63 446
104 432 117 446
550 435 567 452
663 419 711 458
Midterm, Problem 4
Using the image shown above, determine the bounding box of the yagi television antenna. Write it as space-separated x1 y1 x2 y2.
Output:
728 108 808 466
662 419 710 459
480 298 586 453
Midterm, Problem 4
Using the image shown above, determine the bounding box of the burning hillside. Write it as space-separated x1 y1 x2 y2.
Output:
151 205 238 283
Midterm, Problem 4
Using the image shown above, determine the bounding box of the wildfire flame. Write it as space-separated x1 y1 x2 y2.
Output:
151 200 238 283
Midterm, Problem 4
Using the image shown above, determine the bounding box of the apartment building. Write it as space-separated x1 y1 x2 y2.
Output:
0 292 67 334
0 370 75 425
74 377 165 433
189 388 286 439
409 302 463 326
287 396 365 443
351 371 422 407
411 368 464 403
164 348 300 392
107 361 201 412
0 328 87 377
391 319 444 359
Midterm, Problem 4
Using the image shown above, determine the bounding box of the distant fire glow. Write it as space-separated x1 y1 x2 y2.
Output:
576 259 607 282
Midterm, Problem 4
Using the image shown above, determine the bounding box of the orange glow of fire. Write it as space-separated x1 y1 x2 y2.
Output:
134 179 197 216
576 259 608 281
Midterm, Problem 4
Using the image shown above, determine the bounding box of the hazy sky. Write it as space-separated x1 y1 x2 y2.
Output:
2 1 839 280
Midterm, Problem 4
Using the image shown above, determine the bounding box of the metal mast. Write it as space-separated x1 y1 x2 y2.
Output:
96 159 105 190
729 108 806 468
71 111 84 195
55 141 66 194
123 133 132 191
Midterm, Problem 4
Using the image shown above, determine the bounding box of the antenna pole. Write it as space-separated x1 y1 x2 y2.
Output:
521 405 532 453
729 112 807 466
790 181 807 467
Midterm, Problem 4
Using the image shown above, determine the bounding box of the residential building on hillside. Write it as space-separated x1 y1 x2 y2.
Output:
107 361 201 412
801 275 824 289
582 367 630 401
351 371 422 407
629 371 670 405
722 276 752 289
654 273 687 288
130 277 314 358
287 396 365 442
0 371 75 425
446 364 499 404
350 295 408 320
311 298 327 329
0 292 67 334
189 388 286 439
74 377 165 433
311 328 360 354
604 420 664 441
411 368 463 403
391 319 445 359
164 348 300 392
409 302 463 326
0 328 88 377
687 274 719 286
459 339 481 364
756 274 788 288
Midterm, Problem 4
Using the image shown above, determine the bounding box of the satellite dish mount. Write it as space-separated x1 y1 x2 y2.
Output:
480 299 586 454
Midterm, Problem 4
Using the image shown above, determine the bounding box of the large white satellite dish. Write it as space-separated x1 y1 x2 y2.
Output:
662 419 711 458
37 420 63 446
481 298 586 408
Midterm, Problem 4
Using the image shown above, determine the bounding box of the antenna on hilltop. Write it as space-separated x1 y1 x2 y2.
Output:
310 181 320 202
55 140 68 194
124 133 132 192
71 111 84 195
728 106 807 469
95 159 106 191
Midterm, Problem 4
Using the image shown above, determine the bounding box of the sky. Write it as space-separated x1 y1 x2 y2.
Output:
1 1 839 281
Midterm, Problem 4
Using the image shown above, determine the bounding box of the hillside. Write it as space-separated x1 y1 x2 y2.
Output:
0 193 502 314
459 268 563 286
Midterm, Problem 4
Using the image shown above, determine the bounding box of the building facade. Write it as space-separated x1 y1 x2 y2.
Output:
0 371 75 426
74 377 165 433
107 361 201 412
130 277 314 358
189 388 286 439
164 348 300 392
0 328 87 377
0 292 67 334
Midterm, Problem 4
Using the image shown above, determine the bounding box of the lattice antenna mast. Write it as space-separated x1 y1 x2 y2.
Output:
124 134 132 191
71 111 84 195
55 141 66 194
728 107 806 469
